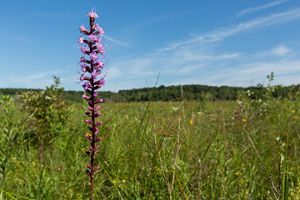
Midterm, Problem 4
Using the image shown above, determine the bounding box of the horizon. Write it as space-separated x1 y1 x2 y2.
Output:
0 0 300 92
0 81 299 93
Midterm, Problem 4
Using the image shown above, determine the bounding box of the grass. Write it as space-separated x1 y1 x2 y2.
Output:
1 97 300 199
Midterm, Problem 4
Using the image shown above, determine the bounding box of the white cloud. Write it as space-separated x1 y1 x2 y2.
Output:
105 49 242 90
165 59 300 87
254 44 292 58
237 0 289 17
104 9 300 91
4 8 299 91
216 60 300 86
104 35 130 47
161 8 300 52
271 44 291 56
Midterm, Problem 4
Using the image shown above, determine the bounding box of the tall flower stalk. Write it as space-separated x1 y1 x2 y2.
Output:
79 10 105 200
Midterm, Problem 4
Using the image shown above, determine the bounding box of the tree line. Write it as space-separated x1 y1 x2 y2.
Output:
1 84 299 103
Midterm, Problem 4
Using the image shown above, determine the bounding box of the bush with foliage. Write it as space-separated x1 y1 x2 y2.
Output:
19 76 68 161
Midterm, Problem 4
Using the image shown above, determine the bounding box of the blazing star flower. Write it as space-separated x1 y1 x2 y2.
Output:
80 57 86 63
80 25 89 34
90 52 98 62
80 46 90 54
82 82 92 91
97 78 105 87
95 61 104 69
78 9 106 199
79 37 84 44
88 10 98 19
89 34 99 43
82 94 91 100
95 43 104 54
81 65 87 72
91 70 100 79
94 24 104 35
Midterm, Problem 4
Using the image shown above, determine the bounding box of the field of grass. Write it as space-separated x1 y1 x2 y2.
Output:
1 93 300 199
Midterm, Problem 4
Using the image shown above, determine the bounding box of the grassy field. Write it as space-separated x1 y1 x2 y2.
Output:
1 94 300 199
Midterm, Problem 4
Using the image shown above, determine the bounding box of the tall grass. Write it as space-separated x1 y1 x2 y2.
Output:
0 92 300 199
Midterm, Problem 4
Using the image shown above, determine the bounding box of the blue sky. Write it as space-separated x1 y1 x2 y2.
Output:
0 0 300 91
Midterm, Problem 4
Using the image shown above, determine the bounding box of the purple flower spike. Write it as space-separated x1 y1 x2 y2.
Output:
92 71 100 79
94 24 104 35
94 61 104 69
82 82 92 91
79 37 84 44
80 57 87 63
90 52 98 62
85 119 93 124
88 10 98 19
79 9 106 199
80 46 90 54
82 94 90 100
89 35 99 43
95 43 104 54
81 66 87 72
80 25 89 35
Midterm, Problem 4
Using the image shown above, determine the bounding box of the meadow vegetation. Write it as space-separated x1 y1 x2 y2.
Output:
0 76 300 199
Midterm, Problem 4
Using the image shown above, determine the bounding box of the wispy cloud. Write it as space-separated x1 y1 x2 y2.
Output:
161 8 300 52
237 0 289 17
254 44 292 58
106 47 242 90
105 9 300 91
216 60 300 86
104 35 130 47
